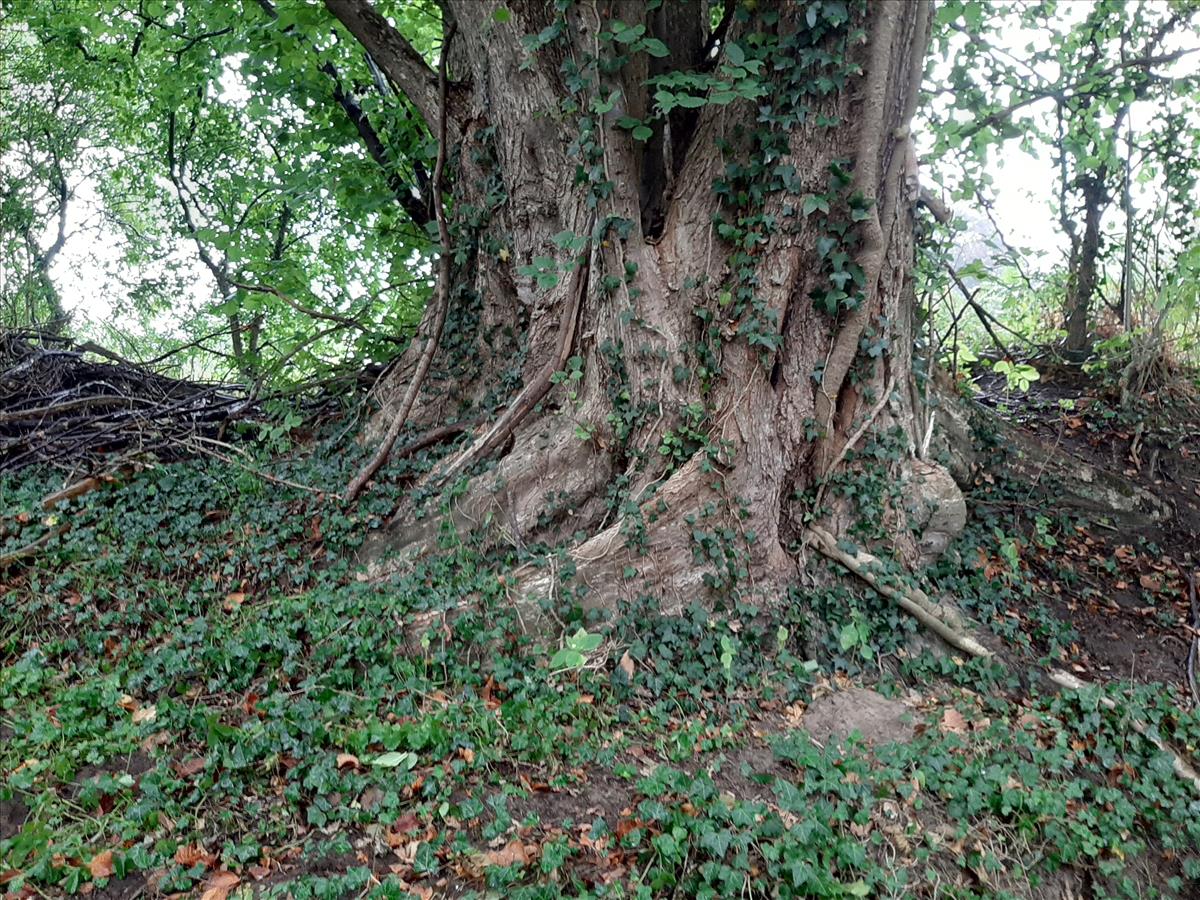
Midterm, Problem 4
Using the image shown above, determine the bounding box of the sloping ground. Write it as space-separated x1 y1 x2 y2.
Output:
970 366 1200 695
2 371 1200 899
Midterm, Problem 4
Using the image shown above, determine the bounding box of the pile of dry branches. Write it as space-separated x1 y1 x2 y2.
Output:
0 330 254 472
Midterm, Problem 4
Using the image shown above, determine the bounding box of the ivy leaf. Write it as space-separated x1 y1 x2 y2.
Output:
371 751 418 769
640 38 670 58
803 195 830 216
839 622 861 651
725 42 745 67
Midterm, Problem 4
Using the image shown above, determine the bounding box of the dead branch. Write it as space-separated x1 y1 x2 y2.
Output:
0 524 70 569
804 524 992 658
804 523 1200 796
0 329 255 471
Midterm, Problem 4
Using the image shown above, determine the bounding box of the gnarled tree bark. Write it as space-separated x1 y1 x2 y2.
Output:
330 0 939 615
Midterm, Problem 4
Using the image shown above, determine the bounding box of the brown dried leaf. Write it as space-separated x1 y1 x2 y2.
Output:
618 651 635 680
479 840 531 869
335 753 360 769
89 850 115 879
939 707 968 735
174 757 206 778
199 870 240 900
174 844 217 869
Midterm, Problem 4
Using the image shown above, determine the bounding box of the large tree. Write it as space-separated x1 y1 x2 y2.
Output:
330 0 942 613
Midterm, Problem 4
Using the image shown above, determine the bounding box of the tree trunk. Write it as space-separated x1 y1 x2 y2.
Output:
332 0 936 613
1063 174 1106 357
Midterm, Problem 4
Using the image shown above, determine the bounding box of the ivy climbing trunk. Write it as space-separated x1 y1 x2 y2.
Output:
1063 173 1108 357
330 0 936 614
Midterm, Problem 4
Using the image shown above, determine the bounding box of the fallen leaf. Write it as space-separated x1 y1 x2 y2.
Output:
175 844 217 868
132 705 157 725
174 757 206 778
118 694 137 712
371 751 417 769
358 787 384 810
939 707 968 735
618 651 635 679
336 753 360 769
1139 573 1162 592
479 840 531 869
89 850 115 879
199 870 240 900
393 811 420 834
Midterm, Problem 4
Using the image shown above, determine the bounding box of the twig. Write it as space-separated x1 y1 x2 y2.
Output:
0 394 153 424
0 525 70 569
182 438 326 497
344 23 457 504
814 373 895 507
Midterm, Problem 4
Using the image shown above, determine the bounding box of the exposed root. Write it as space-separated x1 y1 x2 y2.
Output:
435 218 596 486
345 26 456 503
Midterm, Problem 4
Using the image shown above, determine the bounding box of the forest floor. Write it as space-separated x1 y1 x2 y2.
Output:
2 365 1200 900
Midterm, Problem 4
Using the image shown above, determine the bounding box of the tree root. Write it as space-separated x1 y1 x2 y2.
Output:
434 218 596 486
345 25 456 503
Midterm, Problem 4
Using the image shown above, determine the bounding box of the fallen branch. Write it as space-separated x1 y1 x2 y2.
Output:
804 523 1200 796
1047 669 1200 795
804 524 992 658
0 524 70 570
42 476 104 510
